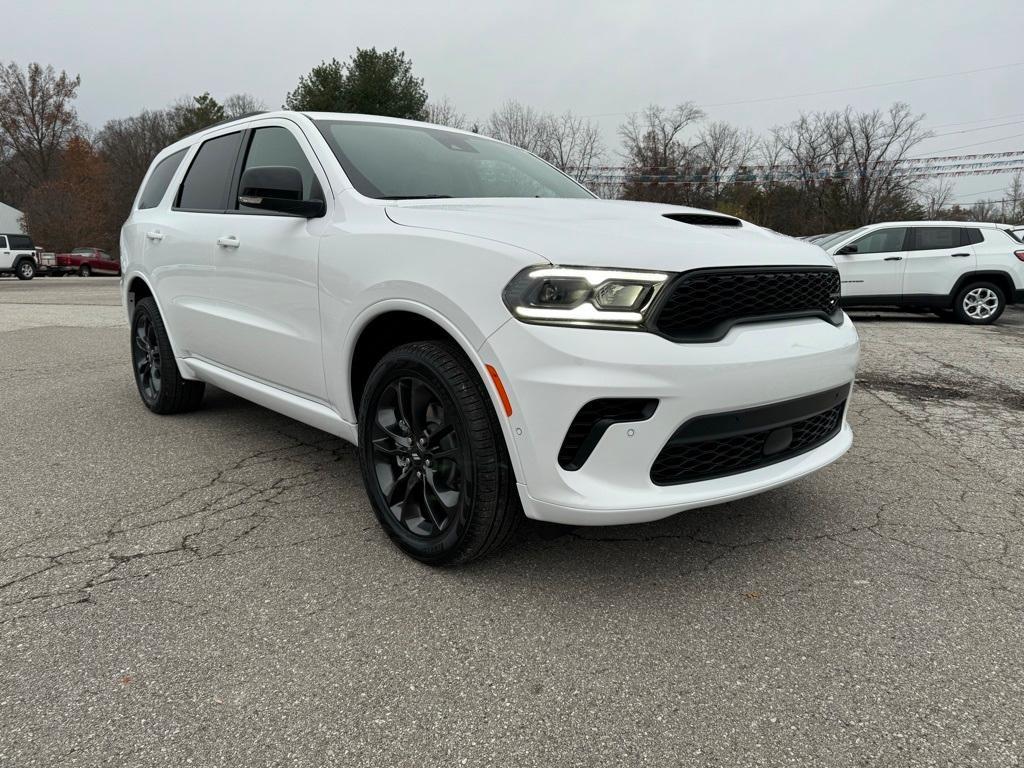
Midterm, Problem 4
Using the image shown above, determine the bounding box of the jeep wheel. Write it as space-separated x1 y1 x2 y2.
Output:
131 297 205 414
79 265 91 277
15 260 36 280
357 341 521 565
954 282 1004 325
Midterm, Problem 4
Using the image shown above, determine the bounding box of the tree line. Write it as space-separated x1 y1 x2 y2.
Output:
1 50 1021 253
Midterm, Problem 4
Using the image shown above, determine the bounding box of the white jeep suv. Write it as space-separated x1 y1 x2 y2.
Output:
822 221 1024 323
0 233 38 280
121 111 859 564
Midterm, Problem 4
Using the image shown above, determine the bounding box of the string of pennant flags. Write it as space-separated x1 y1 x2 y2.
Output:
576 149 1024 184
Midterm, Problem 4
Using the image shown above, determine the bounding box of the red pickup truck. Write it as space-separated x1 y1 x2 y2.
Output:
56 247 121 276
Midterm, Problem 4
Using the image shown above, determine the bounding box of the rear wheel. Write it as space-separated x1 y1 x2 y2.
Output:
131 297 205 414
953 281 1004 325
357 341 521 565
15 260 36 280
79 265 91 277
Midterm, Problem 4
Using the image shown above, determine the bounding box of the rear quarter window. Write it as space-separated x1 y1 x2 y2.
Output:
9 235 34 249
138 148 187 209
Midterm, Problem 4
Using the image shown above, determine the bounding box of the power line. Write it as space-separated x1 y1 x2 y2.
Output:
926 119 1024 138
913 131 1024 155
930 112 1024 130
582 61 1024 119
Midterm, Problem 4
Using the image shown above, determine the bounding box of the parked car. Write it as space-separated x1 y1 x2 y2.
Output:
56 247 121 276
823 221 1024 323
0 233 39 279
121 111 860 564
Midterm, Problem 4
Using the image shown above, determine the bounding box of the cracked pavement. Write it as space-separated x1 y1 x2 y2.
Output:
1 277 1023 767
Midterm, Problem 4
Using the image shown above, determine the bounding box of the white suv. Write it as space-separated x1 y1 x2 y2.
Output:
821 221 1024 323
0 233 38 279
121 111 860 564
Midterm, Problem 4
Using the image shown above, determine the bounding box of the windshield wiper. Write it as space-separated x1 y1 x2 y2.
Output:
380 194 454 200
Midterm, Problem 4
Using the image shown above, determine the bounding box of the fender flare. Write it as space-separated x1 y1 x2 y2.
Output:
343 299 524 479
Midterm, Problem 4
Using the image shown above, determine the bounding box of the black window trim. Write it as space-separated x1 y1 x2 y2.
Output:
221 125 327 219
173 129 247 215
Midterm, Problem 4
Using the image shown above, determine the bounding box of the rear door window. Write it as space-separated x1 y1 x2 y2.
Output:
139 148 187 209
176 132 244 212
909 227 961 250
847 228 907 254
9 235 33 249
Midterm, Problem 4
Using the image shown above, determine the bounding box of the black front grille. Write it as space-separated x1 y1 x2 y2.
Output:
650 386 848 485
651 268 842 342
559 398 658 471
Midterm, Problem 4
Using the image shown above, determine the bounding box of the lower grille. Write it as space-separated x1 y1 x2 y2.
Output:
650 386 848 485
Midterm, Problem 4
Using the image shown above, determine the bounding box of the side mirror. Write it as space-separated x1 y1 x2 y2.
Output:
238 166 325 218
836 244 858 255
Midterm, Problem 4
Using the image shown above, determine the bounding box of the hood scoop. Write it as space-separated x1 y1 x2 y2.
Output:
663 212 742 227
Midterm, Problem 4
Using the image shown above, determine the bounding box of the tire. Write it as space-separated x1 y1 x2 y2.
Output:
130 297 205 414
953 281 1005 325
15 260 36 280
357 340 521 565
79 265 91 277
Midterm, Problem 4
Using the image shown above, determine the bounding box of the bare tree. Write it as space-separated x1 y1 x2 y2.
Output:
617 102 705 204
485 99 550 153
1006 171 1024 223
424 96 468 130
96 109 178 217
922 178 954 219
837 103 932 225
223 93 266 119
538 111 603 183
970 198 998 221
694 121 755 201
0 61 81 203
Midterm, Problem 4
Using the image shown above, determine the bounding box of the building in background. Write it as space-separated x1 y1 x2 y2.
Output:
0 202 25 234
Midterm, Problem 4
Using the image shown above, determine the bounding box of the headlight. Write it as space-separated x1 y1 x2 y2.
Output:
502 266 670 328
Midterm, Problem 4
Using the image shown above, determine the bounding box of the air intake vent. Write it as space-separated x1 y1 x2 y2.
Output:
663 213 742 227
559 399 658 471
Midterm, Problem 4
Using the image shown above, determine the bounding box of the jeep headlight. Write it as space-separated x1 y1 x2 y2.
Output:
502 266 669 328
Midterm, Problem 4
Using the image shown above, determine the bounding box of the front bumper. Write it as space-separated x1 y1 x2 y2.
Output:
481 314 860 525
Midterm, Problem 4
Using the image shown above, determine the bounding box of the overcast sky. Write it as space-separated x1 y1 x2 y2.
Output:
6 0 1023 203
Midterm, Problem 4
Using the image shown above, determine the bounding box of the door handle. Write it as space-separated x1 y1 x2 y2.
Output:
216 236 240 249
884 256 903 261
950 252 970 258
145 231 164 242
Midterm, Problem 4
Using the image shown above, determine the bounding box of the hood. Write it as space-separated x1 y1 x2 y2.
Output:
385 198 833 272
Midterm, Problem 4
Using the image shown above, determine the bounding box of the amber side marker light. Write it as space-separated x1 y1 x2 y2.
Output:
485 364 513 417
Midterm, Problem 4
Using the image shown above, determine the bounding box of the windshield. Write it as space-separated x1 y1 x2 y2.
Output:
315 120 594 200
817 228 862 250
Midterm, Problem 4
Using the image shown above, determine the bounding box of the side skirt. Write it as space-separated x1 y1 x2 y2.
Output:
179 357 358 444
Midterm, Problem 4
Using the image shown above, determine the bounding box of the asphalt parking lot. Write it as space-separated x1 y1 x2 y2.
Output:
2 276 1023 767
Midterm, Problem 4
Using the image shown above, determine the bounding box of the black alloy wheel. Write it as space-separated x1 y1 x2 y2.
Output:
132 312 162 405
370 376 466 538
357 341 521 564
130 297 205 414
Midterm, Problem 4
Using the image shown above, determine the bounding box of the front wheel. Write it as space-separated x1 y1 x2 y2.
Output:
15 260 36 280
131 297 205 414
78 265 91 277
357 341 521 565
953 282 1004 325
